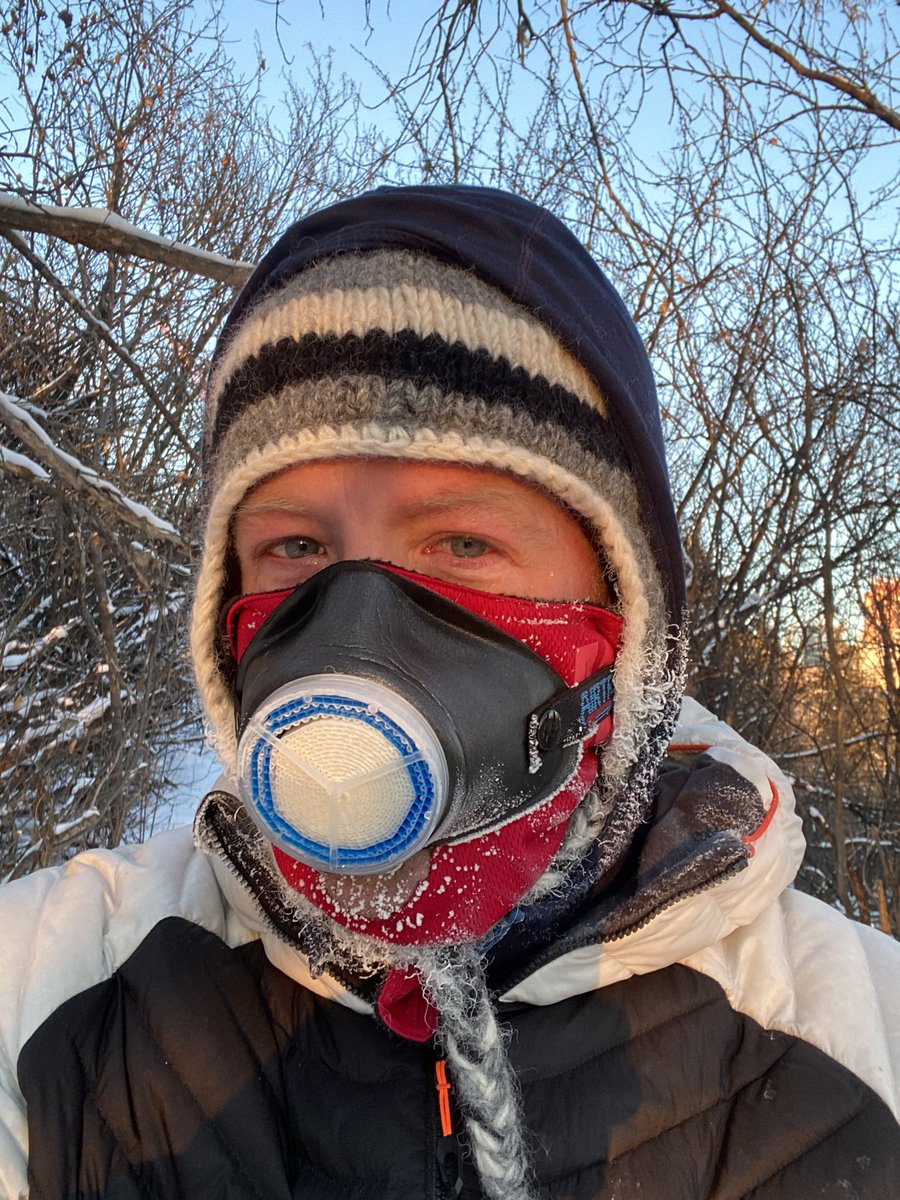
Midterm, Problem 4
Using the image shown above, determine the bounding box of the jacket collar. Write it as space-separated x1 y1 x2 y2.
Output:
196 699 805 1011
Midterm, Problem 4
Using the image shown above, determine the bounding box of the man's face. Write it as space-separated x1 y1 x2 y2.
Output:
233 458 608 604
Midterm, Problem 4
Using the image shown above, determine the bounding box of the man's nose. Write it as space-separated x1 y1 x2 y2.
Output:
336 530 405 568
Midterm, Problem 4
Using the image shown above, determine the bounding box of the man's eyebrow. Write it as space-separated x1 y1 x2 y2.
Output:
395 488 535 519
233 487 537 521
233 496 320 518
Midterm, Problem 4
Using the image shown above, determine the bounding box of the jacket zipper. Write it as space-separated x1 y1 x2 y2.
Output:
499 854 748 995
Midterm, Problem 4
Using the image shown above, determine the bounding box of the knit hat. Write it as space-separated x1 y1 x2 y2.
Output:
190 185 688 1200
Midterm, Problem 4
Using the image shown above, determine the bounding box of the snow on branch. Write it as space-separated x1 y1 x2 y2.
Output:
0 391 189 553
0 444 50 482
777 731 883 760
0 193 254 286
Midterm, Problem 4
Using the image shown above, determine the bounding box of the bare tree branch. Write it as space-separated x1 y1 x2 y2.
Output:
0 193 254 285
713 1 900 134
1 227 195 456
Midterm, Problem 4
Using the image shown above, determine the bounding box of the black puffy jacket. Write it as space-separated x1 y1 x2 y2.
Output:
20 915 898 1199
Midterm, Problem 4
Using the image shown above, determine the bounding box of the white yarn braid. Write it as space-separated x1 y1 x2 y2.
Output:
416 945 540 1200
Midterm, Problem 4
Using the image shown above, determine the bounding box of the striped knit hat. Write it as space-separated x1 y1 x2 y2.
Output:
190 185 688 1200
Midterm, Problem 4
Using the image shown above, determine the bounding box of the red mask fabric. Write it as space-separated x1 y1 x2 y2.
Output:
228 564 621 689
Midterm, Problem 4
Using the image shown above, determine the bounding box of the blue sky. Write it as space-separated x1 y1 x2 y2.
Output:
212 0 420 125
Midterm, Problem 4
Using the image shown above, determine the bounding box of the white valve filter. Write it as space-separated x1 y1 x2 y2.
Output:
236 674 450 874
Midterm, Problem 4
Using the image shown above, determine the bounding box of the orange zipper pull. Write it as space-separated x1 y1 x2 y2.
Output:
435 1058 462 1196
435 1058 453 1136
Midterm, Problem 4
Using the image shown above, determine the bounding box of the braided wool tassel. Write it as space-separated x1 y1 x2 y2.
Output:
417 945 540 1200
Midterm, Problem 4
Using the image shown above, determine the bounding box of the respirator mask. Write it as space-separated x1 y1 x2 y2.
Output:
225 561 621 946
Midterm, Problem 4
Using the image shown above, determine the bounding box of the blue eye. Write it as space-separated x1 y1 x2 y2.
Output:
447 536 488 558
272 537 325 560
